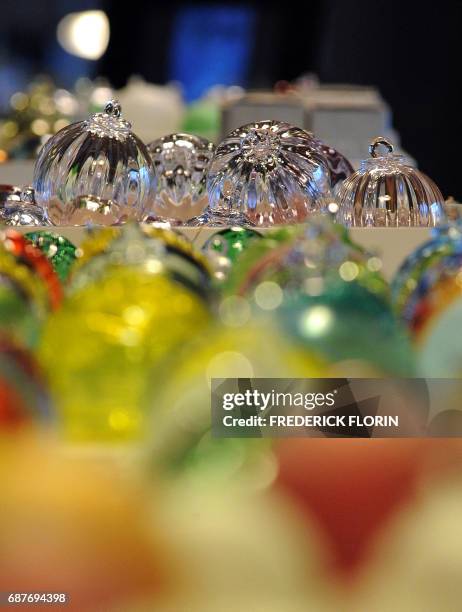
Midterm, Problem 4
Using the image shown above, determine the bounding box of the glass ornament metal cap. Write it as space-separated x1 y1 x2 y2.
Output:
33 99 154 225
197 120 332 227
146 133 215 224
336 137 446 227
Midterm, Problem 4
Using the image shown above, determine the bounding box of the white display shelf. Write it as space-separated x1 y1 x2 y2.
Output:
11 225 433 280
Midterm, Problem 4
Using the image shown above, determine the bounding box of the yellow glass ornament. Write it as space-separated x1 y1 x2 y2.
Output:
39 267 210 442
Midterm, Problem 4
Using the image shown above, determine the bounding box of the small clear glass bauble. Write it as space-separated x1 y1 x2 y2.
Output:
0 186 47 226
33 100 154 225
147 133 215 223
312 138 354 192
199 120 332 227
336 137 446 227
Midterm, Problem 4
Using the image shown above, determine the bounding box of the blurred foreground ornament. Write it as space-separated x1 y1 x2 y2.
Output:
147 133 215 223
33 100 154 225
0 335 52 431
356 478 462 611
404 251 462 341
196 120 331 227
70 224 212 300
275 438 428 579
146 323 324 481
0 443 170 609
337 137 446 227
277 280 414 376
0 259 46 348
222 225 304 295
417 294 462 377
0 230 61 346
39 265 211 442
25 232 77 282
392 223 462 320
224 216 387 300
1 230 62 310
202 227 262 282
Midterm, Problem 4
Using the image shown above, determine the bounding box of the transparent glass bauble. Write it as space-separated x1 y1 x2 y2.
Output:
33 100 154 225
311 138 353 192
200 120 332 227
147 133 215 223
0 186 47 226
336 137 446 227
0 184 22 207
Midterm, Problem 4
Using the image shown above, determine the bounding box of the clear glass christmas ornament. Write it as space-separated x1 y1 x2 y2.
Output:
146 133 215 223
444 197 462 222
312 139 353 192
197 120 331 227
33 100 154 225
0 185 22 207
0 186 47 226
337 137 446 227
0 205 46 227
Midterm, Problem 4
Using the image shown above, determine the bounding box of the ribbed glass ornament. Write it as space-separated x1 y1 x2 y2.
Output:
146 133 215 223
199 120 332 227
337 137 446 227
33 100 154 225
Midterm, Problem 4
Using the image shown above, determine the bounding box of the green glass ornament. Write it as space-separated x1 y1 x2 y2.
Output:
222 226 302 296
204 227 262 264
202 227 262 283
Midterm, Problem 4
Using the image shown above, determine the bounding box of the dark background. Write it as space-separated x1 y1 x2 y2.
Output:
1 0 461 196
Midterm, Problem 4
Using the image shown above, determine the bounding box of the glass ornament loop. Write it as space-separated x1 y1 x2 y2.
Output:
104 99 122 118
369 137 394 158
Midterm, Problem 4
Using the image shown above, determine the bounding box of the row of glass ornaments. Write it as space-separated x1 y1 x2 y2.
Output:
0 99 447 228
